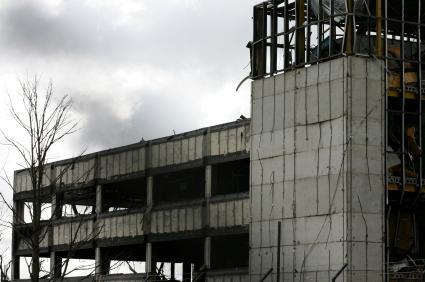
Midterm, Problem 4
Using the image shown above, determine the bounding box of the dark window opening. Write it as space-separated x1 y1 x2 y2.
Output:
211 234 249 269
60 188 96 217
102 177 147 212
211 159 249 196
154 167 204 204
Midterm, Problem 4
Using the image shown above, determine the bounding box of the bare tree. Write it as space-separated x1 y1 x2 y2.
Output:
0 77 78 281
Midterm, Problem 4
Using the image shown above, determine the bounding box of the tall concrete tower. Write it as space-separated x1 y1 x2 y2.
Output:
249 0 422 281
250 56 385 281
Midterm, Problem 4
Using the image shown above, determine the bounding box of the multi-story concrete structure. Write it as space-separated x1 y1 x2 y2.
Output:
11 0 425 281
12 120 251 281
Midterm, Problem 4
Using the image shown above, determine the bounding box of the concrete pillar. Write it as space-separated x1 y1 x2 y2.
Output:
50 251 62 278
203 165 212 276
51 193 62 219
13 200 24 224
170 263 175 279
95 184 102 214
183 262 191 282
147 176 153 207
11 200 23 280
204 237 211 269
205 165 212 199
95 247 101 276
204 165 212 229
95 247 110 277
11 256 19 280
145 242 153 273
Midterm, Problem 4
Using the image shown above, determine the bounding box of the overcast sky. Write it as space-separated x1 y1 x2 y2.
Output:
0 0 256 271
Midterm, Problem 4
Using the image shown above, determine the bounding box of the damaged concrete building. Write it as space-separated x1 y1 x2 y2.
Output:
10 0 425 281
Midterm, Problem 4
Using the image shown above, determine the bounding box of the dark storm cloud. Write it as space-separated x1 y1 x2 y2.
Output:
0 0 255 153
0 1 257 71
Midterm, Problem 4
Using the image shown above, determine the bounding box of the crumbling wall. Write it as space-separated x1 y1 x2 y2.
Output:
249 56 385 281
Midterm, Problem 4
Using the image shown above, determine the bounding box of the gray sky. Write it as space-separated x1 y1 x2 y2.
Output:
0 0 255 274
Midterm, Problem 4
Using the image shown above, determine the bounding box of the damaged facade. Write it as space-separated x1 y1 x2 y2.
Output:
10 0 425 281
11 120 251 281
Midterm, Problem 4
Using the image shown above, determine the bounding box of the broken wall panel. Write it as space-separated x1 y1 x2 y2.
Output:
15 168 51 193
209 197 250 229
15 170 32 193
99 148 146 180
210 124 250 156
53 218 94 246
54 158 96 186
97 212 144 239
13 121 251 196
151 135 204 169
150 205 203 234
11 119 252 280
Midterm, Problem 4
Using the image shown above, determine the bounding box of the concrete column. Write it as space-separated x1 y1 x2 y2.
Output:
51 193 62 219
204 237 211 269
205 165 212 199
204 165 212 229
147 176 153 207
11 200 23 280
170 263 175 279
95 247 102 277
11 256 19 280
183 262 191 282
145 242 153 273
95 184 102 214
13 200 24 224
50 251 62 278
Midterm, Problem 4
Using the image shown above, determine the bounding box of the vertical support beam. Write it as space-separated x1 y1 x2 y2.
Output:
261 2 267 74
95 247 102 277
295 0 306 64
170 263 175 279
306 0 311 62
95 247 110 276
375 0 383 57
51 193 62 220
203 165 212 278
271 0 278 73
253 5 265 77
204 237 211 269
11 256 20 281
146 242 153 274
344 0 354 54
317 0 323 58
13 200 24 224
50 251 62 278
50 164 60 218
11 199 23 281
204 165 212 228
95 184 103 214
183 262 191 282
147 176 153 207
284 0 290 68
329 0 335 56
205 165 212 200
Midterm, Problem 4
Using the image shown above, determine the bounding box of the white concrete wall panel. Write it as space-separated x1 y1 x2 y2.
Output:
53 219 94 245
209 198 249 229
150 206 203 234
250 57 385 281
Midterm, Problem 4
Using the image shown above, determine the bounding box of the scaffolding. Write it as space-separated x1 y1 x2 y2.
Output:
251 0 425 280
